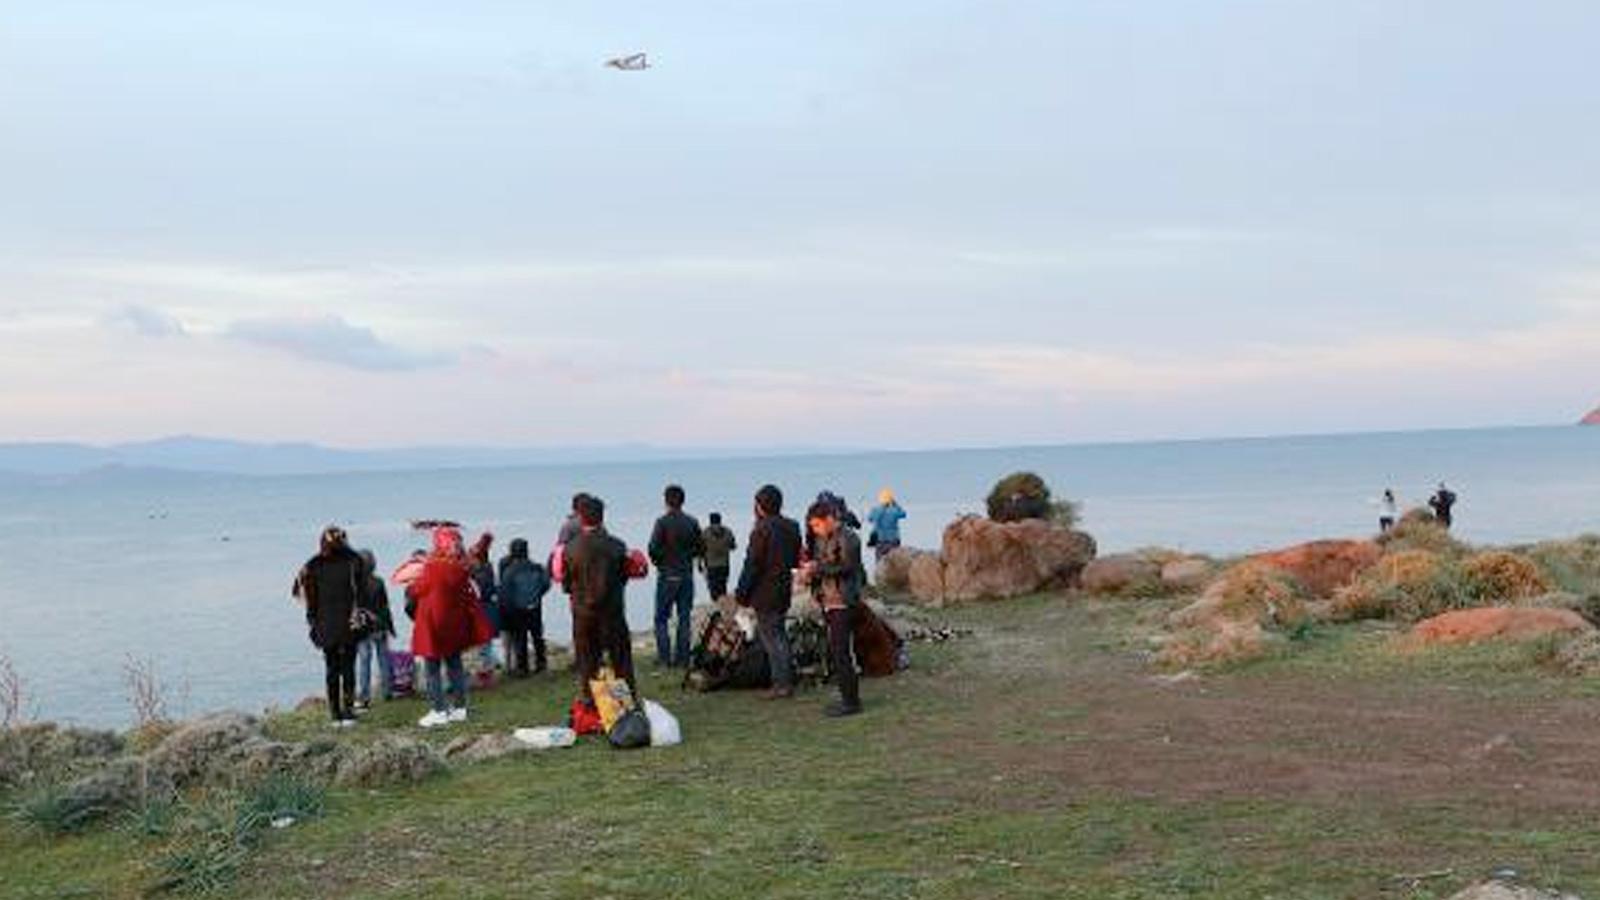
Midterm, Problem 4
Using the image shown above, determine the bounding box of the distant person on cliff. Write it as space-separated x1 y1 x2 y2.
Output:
1429 483 1458 529
801 500 865 718
1377 489 1398 534
498 538 551 677
649 484 704 669
563 495 647 701
735 485 802 700
700 512 737 600
353 549 397 710
866 489 907 561
408 526 496 728
296 526 366 728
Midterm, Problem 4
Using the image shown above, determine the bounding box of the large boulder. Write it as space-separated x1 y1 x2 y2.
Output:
1080 554 1161 596
874 547 925 593
1449 881 1579 900
908 552 950 605
1246 539 1381 598
908 516 1095 605
1409 607 1592 646
1159 557 1214 593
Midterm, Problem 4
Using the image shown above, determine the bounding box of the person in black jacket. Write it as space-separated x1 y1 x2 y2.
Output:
649 484 704 669
499 538 552 677
563 495 641 700
297 526 366 727
353 549 396 710
1429 483 1458 529
803 501 865 718
735 484 802 699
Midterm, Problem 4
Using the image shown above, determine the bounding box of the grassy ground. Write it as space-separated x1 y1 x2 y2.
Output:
7 594 1600 898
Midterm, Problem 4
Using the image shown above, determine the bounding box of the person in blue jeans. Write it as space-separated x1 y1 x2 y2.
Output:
648 484 704 668
353 549 396 710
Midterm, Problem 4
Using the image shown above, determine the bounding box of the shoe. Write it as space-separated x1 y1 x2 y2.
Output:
824 701 862 718
417 710 450 729
448 707 469 724
331 717 357 729
763 686 794 701
352 701 371 714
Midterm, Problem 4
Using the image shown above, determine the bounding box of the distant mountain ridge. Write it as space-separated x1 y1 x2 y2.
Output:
0 436 838 478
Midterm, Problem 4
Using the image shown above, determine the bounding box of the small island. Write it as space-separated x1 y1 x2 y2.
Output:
1583 403 1600 425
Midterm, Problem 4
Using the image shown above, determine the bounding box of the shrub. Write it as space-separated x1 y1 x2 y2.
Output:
987 472 1077 524
0 654 28 730
238 773 325 824
1461 551 1553 602
8 780 113 835
1378 511 1466 556
1331 550 1475 622
1526 535 1600 597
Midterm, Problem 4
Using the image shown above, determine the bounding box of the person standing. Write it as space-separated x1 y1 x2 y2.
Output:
649 485 704 669
735 485 802 700
1377 489 1399 534
409 526 496 728
353 549 396 710
802 501 866 718
865 489 907 561
701 512 737 599
564 495 645 701
498 538 552 677
467 533 501 678
297 526 366 728
1429 483 1458 529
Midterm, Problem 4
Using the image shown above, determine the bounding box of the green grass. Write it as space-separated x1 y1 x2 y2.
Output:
8 597 1600 898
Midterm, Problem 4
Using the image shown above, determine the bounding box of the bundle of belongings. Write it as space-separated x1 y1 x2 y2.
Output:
567 667 681 749
684 595 907 692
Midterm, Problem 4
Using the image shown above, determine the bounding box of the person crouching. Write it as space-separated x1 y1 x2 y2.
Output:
802 501 865 718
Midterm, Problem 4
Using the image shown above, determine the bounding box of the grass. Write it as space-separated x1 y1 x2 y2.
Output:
7 597 1600 897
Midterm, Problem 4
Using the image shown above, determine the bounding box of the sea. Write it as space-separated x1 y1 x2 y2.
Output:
1 425 1596 728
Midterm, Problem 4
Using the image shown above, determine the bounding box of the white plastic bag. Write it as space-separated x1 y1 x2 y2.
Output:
734 608 757 641
512 726 577 749
643 700 681 747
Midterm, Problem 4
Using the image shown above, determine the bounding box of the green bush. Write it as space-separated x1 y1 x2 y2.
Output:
987 472 1079 526
8 780 112 835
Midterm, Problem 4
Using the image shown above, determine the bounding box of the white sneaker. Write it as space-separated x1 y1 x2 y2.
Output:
447 707 469 724
417 710 450 729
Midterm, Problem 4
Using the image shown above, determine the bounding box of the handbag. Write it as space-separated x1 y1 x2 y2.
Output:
607 709 651 749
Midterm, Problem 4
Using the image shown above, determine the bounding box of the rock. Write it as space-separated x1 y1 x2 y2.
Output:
1552 631 1600 676
874 547 922 593
444 733 529 765
1080 554 1161 595
1246 539 1381 598
1160 558 1213 593
1447 882 1580 900
144 712 265 787
1170 562 1309 632
907 516 1096 605
907 553 949 606
0 724 125 788
333 736 444 788
1410 607 1592 646
1581 404 1600 426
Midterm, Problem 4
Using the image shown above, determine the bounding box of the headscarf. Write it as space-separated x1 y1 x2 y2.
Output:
432 526 464 558
878 488 896 505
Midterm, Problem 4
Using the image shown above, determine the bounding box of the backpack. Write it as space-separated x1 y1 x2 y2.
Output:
503 561 551 612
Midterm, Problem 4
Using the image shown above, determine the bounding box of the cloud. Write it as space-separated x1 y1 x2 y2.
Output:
104 304 188 337
224 315 453 372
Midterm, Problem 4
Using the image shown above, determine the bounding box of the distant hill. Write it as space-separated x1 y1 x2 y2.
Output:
1584 405 1600 426
0 436 838 478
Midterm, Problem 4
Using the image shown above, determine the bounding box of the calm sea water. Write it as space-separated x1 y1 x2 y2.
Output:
1 426 1596 727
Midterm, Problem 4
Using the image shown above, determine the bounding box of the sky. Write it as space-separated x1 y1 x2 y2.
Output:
3 1 1599 450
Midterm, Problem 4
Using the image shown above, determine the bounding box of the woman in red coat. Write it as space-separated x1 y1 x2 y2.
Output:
408 527 495 728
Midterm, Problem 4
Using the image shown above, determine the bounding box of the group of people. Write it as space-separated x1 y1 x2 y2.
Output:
295 483 911 729
1375 482 1459 533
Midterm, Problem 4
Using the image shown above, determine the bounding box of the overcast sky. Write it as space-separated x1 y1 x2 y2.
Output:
3 1 1598 449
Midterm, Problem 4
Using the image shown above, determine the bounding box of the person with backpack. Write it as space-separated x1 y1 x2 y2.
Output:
409 526 496 728
865 488 907 561
467 533 501 678
649 484 704 669
735 484 802 700
564 495 648 701
498 538 552 677
700 512 737 599
353 549 397 710
296 526 366 728
801 501 865 718
1429 483 1458 529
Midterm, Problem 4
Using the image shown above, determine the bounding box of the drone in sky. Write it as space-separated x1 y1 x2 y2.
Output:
604 53 650 71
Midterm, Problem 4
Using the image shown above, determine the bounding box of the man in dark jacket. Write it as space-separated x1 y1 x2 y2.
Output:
563 495 640 700
735 484 802 699
499 538 552 677
649 484 704 669
297 526 366 727
701 512 737 599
